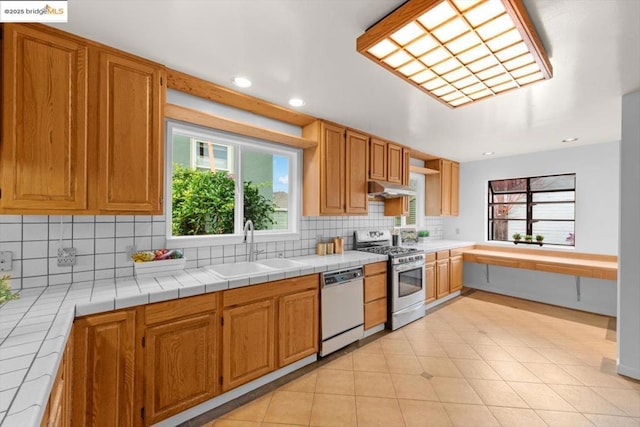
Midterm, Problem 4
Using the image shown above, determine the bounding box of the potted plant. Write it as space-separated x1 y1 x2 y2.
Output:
535 234 544 246
525 234 533 243
512 233 522 244
0 275 19 305
417 230 430 243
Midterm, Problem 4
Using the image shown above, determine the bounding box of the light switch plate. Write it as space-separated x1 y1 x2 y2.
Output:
0 251 13 271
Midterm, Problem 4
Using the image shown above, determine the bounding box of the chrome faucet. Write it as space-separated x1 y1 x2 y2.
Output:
243 220 255 261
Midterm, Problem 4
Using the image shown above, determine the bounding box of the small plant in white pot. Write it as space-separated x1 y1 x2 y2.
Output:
535 234 544 246
512 233 522 243
417 230 430 243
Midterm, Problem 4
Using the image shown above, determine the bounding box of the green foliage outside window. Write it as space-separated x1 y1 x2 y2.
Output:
172 165 276 236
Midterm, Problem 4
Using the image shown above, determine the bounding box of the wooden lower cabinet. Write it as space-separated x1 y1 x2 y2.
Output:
73 309 137 427
278 289 319 367
425 255 436 304
436 258 450 299
142 293 218 425
364 261 387 329
449 255 464 293
41 328 73 427
222 299 276 392
221 274 319 392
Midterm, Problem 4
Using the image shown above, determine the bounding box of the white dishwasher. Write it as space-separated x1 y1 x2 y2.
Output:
320 266 364 356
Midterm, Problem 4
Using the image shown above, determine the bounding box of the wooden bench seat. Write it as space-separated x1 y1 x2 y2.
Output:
463 245 618 281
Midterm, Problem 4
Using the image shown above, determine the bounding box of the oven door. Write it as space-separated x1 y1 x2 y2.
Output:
392 261 425 311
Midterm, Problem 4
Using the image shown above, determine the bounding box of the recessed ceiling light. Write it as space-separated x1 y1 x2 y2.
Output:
288 98 306 107
482 151 495 156
562 137 579 143
232 77 252 88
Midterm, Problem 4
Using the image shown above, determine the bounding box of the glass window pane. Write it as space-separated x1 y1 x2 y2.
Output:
490 178 527 193
533 203 575 220
532 221 575 246
532 191 575 202
530 174 575 191
492 193 526 203
242 150 286 231
491 203 526 219
490 220 525 241
172 132 236 235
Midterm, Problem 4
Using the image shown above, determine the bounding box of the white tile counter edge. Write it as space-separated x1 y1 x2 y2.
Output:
0 250 389 427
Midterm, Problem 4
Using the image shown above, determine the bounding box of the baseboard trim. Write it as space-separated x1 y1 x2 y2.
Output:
617 362 640 380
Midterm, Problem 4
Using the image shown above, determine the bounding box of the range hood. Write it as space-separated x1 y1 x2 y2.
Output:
368 181 415 198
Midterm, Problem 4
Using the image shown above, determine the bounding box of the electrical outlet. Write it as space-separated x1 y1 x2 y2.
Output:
57 247 77 267
0 251 13 271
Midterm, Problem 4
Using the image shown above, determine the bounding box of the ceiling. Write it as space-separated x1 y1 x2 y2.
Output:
51 0 640 162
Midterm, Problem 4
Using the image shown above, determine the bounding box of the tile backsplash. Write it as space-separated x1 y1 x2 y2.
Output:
0 202 444 289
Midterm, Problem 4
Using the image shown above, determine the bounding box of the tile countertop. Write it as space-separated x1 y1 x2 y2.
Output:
0 250 387 427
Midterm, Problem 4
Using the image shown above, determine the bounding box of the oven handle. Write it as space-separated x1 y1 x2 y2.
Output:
393 261 425 272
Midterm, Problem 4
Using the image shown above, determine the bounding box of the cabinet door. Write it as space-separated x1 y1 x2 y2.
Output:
440 160 452 216
436 259 450 299
364 299 387 330
451 162 459 216
345 130 369 214
449 255 463 292
387 143 403 183
1 24 88 211
278 289 319 367
384 147 411 216
144 312 217 424
96 49 165 213
364 273 386 303
320 123 345 214
73 310 137 427
425 261 436 304
369 138 387 180
222 299 276 391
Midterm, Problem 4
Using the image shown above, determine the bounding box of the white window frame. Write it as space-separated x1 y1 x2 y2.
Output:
190 139 234 172
165 120 301 248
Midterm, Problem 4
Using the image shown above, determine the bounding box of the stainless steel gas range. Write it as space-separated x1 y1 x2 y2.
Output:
354 230 426 330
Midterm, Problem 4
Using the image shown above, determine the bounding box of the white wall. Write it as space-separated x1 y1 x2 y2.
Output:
444 141 620 255
617 91 640 380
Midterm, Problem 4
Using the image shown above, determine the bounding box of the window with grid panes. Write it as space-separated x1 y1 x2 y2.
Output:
488 174 576 246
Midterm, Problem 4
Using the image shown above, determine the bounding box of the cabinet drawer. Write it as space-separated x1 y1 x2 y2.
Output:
223 274 318 307
145 293 218 325
364 261 387 276
364 274 386 303
436 250 450 260
424 253 436 262
364 298 386 330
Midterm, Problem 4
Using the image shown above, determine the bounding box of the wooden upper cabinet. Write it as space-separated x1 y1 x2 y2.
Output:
426 158 459 217
345 130 369 214
1 24 89 212
451 161 460 216
384 147 411 216
319 122 346 215
0 24 165 215
95 48 165 213
369 138 387 181
73 309 137 427
387 143 403 183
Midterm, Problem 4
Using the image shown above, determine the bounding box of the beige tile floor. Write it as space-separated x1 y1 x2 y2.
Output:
204 291 640 427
